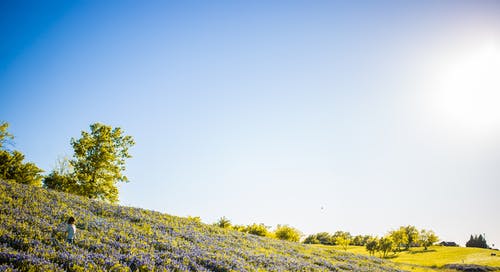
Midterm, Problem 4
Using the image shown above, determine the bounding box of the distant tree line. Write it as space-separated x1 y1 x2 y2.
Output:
212 218 443 256
303 225 439 258
303 231 372 248
0 121 134 203
465 234 488 249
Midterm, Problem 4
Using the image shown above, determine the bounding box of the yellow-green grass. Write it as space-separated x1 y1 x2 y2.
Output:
314 245 500 269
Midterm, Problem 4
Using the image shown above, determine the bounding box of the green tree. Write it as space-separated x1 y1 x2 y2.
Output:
389 228 408 252
403 225 419 250
274 225 301 242
43 171 75 193
365 238 378 256
332 231 352 245
302 232 337 245
419 229 439 250
303 234 320 244
43 157 77 192
215 216 232 228
0 151 44 186
466 234 488 249
315 232 335 245
0 122 43 186
70 123 134 203
352 235 372 246
336 234 351 251
0 122 14 149
377 236 394 258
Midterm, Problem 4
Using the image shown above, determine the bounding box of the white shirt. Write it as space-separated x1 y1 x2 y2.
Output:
67 224 76 240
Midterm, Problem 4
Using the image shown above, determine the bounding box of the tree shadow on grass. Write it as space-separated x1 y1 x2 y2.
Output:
382 255 398 259
380 249 438 259
407 249 437 254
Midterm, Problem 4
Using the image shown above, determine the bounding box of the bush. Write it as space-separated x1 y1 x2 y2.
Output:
274 225 302 242
303 234 320 244
43 171 77 193
243 223 270 237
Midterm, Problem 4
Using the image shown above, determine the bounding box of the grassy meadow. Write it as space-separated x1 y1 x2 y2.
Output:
315 244 500 270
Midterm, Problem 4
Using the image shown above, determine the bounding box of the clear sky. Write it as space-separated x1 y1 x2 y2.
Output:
1 0 499 247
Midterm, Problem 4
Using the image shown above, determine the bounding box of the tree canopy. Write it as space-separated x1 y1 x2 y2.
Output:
70 123 134 203
0 122 14 149
419 229 439 250
215 216 232 229
0 122 43 186
466 234 488 249
243 223 270 237
43 156 77 193
274 225 302 242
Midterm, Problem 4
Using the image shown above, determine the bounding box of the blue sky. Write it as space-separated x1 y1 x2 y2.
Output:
1 1 500 246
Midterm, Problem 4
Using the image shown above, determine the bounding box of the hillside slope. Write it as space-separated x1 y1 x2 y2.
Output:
0 180 404 271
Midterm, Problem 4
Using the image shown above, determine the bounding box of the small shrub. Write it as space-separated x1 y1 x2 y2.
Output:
274 225 302 242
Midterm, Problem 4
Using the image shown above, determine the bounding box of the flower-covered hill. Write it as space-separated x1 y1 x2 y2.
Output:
0 180 404 271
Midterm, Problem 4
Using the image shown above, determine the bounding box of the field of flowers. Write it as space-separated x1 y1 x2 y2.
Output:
0 179 406 271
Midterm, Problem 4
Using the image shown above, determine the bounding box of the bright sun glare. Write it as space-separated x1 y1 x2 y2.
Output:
432 40 500 136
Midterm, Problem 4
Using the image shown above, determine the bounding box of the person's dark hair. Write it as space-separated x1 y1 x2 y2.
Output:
67 216 75 224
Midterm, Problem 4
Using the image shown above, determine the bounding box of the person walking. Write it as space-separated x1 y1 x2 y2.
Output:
66 216 76 243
